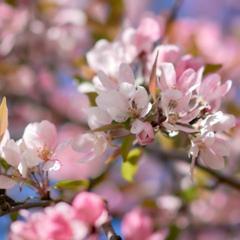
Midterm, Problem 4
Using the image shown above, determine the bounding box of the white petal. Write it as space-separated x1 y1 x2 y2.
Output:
71 134 94 153
130 119 145 134
43 160 61 171
0 175 16 189
119 63 135 85
119 82 136 100
135 86 149 109
200 148 225 170
54 138 71 154
159 63 176 91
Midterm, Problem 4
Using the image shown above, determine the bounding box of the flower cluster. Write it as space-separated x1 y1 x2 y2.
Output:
9 192 109 240
0 120 70 193
73 15 236 180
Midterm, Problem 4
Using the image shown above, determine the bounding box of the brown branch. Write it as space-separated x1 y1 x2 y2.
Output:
0 200 55 217
148 146 240 191
102 220 122 240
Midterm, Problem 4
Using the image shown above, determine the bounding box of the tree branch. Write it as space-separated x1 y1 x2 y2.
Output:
0 200 55 217
148 146 240 191
102 220 122 240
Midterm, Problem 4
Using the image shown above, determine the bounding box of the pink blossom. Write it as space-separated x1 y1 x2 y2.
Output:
195 71 232 112
9 202 88 240
72 191 109 227
96 64 152 125
72 132 109 162
134 17 163 54
131 120 154 146
22 120 70 171
121 207 153 240
188 112 235 180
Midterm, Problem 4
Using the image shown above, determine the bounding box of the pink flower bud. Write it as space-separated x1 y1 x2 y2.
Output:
136 122 154 146
72 191 109 227
121 207 153 240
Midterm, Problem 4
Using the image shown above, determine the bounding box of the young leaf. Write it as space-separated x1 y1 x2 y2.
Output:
53 180 89 191
121 148 142 182
88 123 124 133
0 97 8 141
10 212 19 222
105 147 121 164
121 135 135 162
86 92 98 106
203 63 222 76
149 51 159 100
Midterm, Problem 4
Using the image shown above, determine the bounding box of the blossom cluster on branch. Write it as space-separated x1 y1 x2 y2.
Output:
0 1 239 239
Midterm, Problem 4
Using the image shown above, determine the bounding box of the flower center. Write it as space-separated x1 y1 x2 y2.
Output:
37 144 52 161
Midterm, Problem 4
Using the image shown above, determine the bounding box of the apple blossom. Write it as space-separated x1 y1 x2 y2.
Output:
22 120 70 171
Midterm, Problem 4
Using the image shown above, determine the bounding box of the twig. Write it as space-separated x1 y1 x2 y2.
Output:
147 146 240 191
102 220 122 240
0 200 55 217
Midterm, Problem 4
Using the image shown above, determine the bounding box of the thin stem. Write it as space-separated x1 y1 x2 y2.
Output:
102 220 122 240
147 146 240 191
0 200 55 217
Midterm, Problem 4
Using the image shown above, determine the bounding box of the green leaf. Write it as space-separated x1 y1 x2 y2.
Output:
1 158 10 170
86 92 98 107
88 123 124 133
10 212 19 222
203 63 222 76
121 148 142 182
166 225 181 240
121 135 135 162
52 180 89 191
178 186 199 203
73 75 89 84
112 118 131 130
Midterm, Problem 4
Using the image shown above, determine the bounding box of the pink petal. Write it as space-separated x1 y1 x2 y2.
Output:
43 160 61 171
221 80 232 96
130 119 145 134
119 63 135 85
177 68 196 94
159 63 176 91
0 175 16 189
200 148 225 169
135 86 149 109
97 70 117 90
71 134 94 153
54 139 71 154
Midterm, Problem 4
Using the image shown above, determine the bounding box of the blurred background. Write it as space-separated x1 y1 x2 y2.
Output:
1 0 240 239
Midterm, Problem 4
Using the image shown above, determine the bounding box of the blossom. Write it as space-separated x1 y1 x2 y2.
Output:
72 132 108 162
121 207 168 240
195 71 232 112
131 120 155 145
22 120 70 171
188 112 235 180
96 64 152 126
72 191 109 227
9 202 88 240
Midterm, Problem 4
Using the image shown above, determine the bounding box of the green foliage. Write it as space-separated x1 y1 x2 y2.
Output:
112 118 131 130
166 225 181 240
52 180 89 191
203 63 222 76
121 135 135 162
0 158 10 171
10 212 19 222
121 148 142 182
86 92 98 107
178 186 199 203
88 123 124 133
